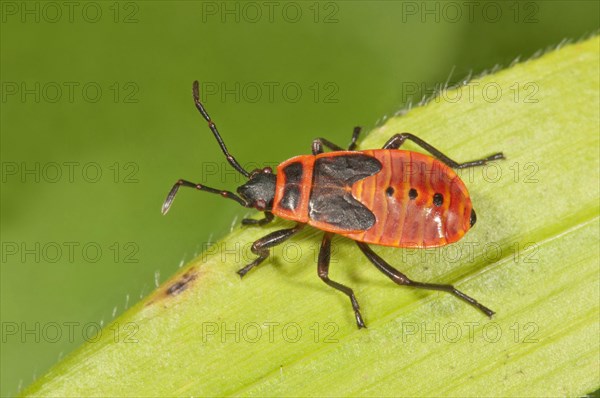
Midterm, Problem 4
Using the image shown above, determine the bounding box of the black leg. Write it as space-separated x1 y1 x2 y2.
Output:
356 242 495 318
242 211 274 226
237 224 305 277
312 138 344 155
383 132 504 169
312 126 362 154
348 126 361 150
162 179 247 214
318 233 366 328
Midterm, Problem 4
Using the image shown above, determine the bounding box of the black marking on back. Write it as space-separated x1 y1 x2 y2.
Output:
280 185 301 210
279 162 304 211
313 154 381 186
309 154 382 231
433 193 444 207
283 162 303 183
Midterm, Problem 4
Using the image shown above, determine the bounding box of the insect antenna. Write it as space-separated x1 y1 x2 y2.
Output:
192 80 250 178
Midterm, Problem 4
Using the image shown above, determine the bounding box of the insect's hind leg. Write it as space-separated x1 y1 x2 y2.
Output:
237 223 304 277
318 233 366 328
356 242 495 318
383 132 504 169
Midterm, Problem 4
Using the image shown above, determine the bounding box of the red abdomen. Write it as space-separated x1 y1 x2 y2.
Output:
343 150 472 247
272 150 473 248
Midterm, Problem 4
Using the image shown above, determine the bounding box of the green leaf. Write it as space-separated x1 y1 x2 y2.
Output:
23 36 599 397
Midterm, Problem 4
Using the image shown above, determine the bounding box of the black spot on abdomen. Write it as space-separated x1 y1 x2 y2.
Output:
408 188 418 200
470 208 477 227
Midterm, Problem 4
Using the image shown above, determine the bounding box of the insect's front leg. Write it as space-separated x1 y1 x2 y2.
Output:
237 223 305 277
242 212 274 226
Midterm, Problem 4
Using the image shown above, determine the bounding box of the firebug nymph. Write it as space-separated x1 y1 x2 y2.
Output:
163 81 505 328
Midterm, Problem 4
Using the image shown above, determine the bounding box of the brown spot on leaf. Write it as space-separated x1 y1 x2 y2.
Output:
145 268 199 306
166 270 198 296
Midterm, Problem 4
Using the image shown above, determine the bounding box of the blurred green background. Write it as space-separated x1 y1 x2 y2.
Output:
1 1 598 395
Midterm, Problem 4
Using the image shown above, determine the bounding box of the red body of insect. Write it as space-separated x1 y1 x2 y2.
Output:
163 81 504 329
273 149 473 248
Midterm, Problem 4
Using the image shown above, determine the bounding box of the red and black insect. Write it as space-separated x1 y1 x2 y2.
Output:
163 81 505 328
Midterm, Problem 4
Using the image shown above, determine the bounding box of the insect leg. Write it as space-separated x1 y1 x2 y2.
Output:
312 127 362 154
318 233 366 329
312 138 344 155
162 179 247 215
383 133 504 169
237 223 305 277
357 242 495 318
242 211 274 226
348 126 362 150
